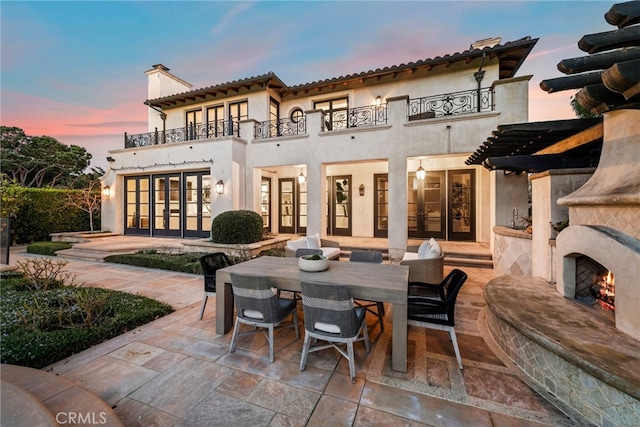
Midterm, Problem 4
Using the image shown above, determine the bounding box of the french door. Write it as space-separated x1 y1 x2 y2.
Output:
408 171 446 239
183 172 211 238
125 176 150 235
153 174 181 236
328 175 352 236
374 174 388 238
448 170 475 241
279 178 296 234
261 177 272 231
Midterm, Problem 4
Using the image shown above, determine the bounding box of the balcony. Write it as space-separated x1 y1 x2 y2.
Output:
322 104 387 131
254 116 306 140
123 89 494 148
125 120 239 148
407 87 493 120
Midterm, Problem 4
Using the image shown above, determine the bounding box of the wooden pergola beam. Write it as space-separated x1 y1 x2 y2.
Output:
535 123 604 155
578 25 640 54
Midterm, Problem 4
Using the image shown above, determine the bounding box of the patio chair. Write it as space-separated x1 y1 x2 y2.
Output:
198 252 233 320
299 280 370 383
229 272 300 363
349 250 386 331
407 268 467 369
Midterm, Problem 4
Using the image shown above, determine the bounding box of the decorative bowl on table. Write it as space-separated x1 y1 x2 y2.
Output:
298 254 329 272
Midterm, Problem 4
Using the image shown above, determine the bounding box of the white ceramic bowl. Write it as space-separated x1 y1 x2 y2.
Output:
298 255 329 272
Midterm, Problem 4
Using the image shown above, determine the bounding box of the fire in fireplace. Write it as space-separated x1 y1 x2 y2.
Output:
574 256 615 321
591 270 615 310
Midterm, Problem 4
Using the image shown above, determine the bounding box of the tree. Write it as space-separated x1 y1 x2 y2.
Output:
0 126 92 188
570 97 600 119
63 180 102 232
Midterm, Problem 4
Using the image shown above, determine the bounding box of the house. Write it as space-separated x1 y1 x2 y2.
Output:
101 36 538 259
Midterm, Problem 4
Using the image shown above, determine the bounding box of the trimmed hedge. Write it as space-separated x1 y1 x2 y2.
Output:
26 241 72 256
104 251 208 274
211 210 263 244
0 185 100 244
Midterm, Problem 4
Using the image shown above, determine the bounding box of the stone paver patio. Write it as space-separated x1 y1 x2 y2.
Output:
2 246 586 426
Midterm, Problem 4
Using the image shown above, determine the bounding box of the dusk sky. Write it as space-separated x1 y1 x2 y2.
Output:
1 1 612 169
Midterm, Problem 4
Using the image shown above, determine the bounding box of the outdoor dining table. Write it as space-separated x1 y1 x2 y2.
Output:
216 256 410 372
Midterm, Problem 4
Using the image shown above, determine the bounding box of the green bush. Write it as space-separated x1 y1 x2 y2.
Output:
0 185 100 243
26 241 72 256
0 277 173 368
210 210 263 244
104 251 208 274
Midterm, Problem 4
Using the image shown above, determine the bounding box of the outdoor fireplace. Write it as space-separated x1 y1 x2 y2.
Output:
574 256 615 321
555 110 640 341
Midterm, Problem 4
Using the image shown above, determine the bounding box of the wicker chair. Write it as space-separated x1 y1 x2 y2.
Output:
299 280 370 383
229 273 300 363
198 252 233 320
349 250 386 331
407 269 467 369
400 250 444 284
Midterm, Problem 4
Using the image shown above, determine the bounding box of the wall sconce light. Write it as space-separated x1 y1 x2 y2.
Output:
375 96 382 106
106 156 115 163
102 186 111 197
416 160 426 181
359 184 365 196
298 168 306 184
215 180 224 195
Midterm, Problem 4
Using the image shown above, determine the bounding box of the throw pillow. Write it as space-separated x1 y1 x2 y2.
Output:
287 237 307 251
306 233 321 249
417 240 432 259
426 237 442 259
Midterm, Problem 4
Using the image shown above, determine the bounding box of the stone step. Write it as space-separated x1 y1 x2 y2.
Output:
55 248 137 262
445 256 494 269
1 381 59 427
0 364 124 427
339 247 493 269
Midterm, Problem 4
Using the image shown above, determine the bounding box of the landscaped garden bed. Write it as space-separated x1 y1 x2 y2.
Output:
0 258 173 369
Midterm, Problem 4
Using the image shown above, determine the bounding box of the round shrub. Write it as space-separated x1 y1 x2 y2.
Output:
211 210 263 244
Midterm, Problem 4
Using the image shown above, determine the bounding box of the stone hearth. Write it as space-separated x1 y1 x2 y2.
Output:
555 110 640 341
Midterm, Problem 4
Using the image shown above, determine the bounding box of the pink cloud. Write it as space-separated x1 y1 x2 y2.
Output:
2 90 147 139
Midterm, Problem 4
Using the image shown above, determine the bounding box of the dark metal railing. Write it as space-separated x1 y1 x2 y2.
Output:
323 104 387 131
255 116 307 139
125 119 239 148
407 87 493 120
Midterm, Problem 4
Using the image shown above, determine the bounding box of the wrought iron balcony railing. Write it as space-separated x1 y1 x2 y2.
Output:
407 87 493 120
255 116 306 139
323 104 387 131
124 119 239 148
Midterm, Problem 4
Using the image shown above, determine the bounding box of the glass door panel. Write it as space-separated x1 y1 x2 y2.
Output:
448 170 475 241
184 172 211 238
261 177 271 231
298 178 307 233
408 171 445 239
279 178 295 234
153 174 181 236
374 174 388 238
331 175 351 236
124 176 150 235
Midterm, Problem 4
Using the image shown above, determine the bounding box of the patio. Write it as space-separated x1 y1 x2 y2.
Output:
2 246 584 426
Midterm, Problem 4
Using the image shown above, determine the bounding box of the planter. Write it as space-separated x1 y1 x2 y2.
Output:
298 255 329 272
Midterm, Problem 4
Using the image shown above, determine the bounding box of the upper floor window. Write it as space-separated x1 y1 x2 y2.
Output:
186 109 202 140
314 97 348 131
229 100 248 122
290 108 303 123
206 105 224 137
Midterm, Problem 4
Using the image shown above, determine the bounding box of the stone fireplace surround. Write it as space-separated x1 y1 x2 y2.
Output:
485 110 640 426
555 109 640 341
